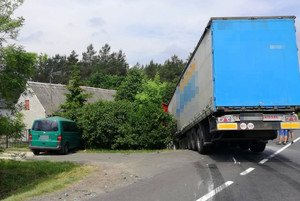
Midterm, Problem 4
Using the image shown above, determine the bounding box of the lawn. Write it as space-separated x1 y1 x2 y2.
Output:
0 160 94 201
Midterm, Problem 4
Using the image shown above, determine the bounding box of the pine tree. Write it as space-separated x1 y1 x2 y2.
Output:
59 65 91 120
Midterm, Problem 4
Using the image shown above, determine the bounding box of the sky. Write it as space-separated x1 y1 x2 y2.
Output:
14 0 300 66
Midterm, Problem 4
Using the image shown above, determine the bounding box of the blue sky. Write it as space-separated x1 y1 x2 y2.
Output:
14 0 300 66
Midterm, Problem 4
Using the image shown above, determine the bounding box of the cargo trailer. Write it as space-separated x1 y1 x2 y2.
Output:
168 16 300 154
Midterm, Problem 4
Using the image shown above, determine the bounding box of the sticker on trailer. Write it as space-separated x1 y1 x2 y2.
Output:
247 123 254 129
240 123 247 130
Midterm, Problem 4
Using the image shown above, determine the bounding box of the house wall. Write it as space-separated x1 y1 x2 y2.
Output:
17 87 47 129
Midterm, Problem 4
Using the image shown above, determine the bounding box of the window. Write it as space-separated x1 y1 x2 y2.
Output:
62 122 78 132
25 100 30 110
32 120 58 131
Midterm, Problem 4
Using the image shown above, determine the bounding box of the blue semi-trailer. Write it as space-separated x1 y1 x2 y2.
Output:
168 16 300 154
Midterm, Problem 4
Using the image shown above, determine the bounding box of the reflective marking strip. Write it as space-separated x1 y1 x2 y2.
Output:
259 137 300 164
281 122 300 129
240 167 255 176
196 181 234 201
217 123 237 130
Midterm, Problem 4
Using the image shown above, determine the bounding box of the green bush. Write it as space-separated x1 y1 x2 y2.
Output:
77 100 175 150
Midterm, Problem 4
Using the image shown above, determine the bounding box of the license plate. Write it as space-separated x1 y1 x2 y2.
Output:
39 135 49 140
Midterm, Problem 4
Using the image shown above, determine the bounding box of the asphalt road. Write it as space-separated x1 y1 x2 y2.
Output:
92 131 300 201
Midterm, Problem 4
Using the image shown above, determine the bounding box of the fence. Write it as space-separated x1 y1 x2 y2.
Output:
0 129 30 149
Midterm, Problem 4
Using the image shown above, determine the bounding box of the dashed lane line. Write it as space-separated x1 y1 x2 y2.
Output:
259 136 300 164
240 167 255 176
196 181 234 201
196 137 299 201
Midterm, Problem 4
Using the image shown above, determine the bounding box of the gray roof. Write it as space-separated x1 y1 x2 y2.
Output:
27 81 116 116
0 99 7 109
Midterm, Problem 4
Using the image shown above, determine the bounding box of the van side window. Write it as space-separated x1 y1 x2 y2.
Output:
62 122 78 132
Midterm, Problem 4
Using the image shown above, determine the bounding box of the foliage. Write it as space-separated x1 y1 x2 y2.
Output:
115 102 175 149
0 0 24 46
115 68 144 102
0 113 25 138
96 43 129 76
143 60 161 80
135 73 166 106
32 51 78 85
58 65 91 121
79 43 129 79
77 100 175 150
0 46 36 106
86 72 125 90
77 101 133 149
159 55 185 83
162 78 179 103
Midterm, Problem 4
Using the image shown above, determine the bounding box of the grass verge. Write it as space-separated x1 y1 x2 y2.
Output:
0 160 95 201
77 149 174 154
2 147 30 153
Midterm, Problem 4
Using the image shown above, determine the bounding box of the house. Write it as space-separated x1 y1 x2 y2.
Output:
0 99 10 117
17 81 117 130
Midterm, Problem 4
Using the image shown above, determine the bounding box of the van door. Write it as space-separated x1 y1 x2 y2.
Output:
31 120 60 148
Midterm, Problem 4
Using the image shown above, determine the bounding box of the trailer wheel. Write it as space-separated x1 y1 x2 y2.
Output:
250 142 266 153
33 150 40 155
239 142 249 150
191 129 197 150
187 131 193 150
196 126 209 154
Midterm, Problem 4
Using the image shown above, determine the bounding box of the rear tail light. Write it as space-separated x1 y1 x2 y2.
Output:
57 135 62 141
29 134 32 140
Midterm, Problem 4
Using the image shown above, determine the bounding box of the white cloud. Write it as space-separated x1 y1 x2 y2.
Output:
13 0 300 65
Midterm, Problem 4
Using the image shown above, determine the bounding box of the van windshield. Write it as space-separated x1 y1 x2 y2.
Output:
32 120 58 131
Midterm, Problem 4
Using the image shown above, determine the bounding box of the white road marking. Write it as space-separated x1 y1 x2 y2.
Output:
240 167 255 176
196 181 234 201
232 156 241 165
259 137 300 164
232 156 237 164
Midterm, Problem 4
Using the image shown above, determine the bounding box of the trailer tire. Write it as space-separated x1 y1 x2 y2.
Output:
239 142 249 150
250 142 266 153
191 129 197 150
187 132 192 150
196 126 209 154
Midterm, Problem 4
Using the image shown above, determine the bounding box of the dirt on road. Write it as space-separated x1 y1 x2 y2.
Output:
27 150 201 201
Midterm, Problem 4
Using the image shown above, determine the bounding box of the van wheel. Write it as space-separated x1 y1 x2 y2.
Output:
33 150 40 155
63 143 69 155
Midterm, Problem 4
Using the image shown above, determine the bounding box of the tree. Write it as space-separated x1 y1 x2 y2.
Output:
32 53 48 83
86 72 125 90
80 44 97 79
115 68 144 102
0 0 24 47
143 60 161 80
59 65 91 121
135 73 166 106
96 44 128 76
0 46 36 107
159 55 185 82
0 112 25 147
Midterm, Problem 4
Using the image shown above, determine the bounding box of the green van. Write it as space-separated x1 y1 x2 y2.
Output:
29 117 80 155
